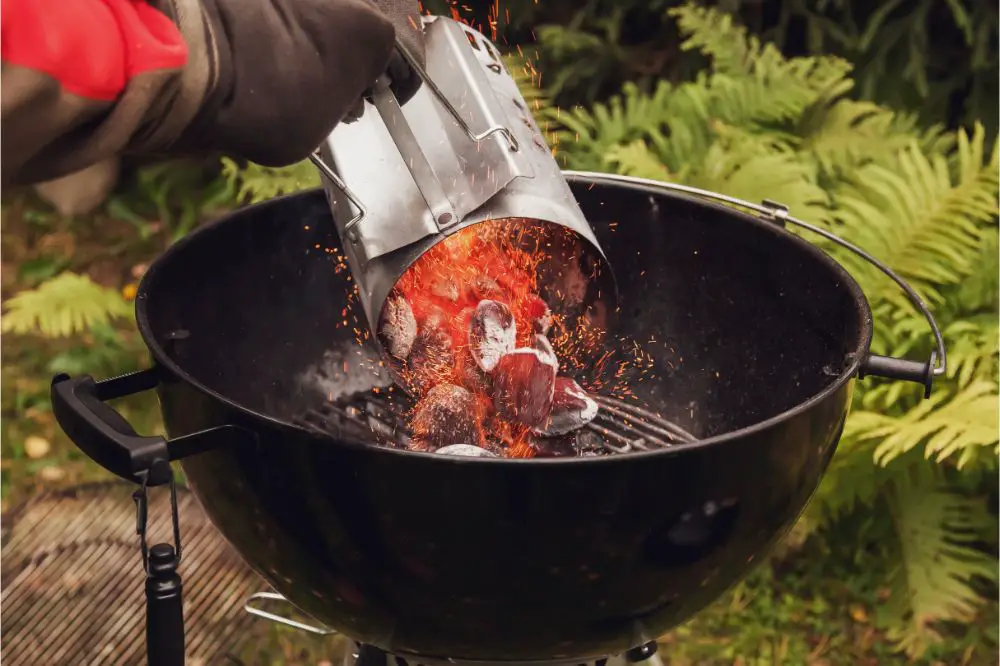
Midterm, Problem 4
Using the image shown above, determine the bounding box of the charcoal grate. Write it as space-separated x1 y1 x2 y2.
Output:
294 389 697 455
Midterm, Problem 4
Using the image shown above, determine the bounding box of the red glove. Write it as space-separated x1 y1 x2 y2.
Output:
1 0 426 186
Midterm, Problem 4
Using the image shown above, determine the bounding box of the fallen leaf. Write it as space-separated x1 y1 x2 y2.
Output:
24 435 51 459
39 465 66 482
37 231 76 257
850 604 869 623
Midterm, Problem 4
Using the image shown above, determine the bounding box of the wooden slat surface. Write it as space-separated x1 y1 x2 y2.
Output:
1 482 265 665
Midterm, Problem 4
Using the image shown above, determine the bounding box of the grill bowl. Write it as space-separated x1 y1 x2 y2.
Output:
55 173 921 662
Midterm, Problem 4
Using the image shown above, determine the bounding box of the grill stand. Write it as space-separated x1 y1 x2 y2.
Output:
244 591 662 666
341 643 662 666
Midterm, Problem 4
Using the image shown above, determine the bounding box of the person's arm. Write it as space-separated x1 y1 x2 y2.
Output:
1 0 424 187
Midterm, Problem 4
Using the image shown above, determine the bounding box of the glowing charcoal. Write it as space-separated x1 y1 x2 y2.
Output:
533 377 599 437
431 276 461 302
492 348 557 428
531 333 559 372
378 294 417 361
525 295 552 334
384 219 623 456
469 300 517 373
471 275 505 301
435 444 497 457
409 384 483 451
406 320 455 396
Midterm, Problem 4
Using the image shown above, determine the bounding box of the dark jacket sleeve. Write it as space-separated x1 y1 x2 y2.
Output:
2 0 403 187
1 0 192 186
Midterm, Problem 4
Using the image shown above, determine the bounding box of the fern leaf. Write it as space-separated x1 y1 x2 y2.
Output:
798 98 913 174
604 140 674 181
534 23 625 103
545 80 680 171
829 128 999 311
847 381 999 470
222 158 320 204
670 4 854 126
944 316 999 388
1 273 132 338
950 226 999 316
669 4 746 74
682 134 830 221
804 436 884 526
885 470 998 657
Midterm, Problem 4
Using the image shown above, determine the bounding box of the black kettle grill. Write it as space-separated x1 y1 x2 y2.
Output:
49 173 943 665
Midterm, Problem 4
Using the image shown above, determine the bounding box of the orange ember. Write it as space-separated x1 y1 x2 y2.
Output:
389 219 558 456
373 218 650 458
359 214 676 461
397 224 547 343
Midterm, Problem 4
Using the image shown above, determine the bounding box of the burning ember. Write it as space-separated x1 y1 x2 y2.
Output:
377 219 610 458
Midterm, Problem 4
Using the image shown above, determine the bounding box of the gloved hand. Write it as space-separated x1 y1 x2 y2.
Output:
343 0 427 122
1 0 426 187
370 0 427 105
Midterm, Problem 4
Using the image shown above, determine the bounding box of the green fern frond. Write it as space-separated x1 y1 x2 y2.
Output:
846 381 999 470
950 227 999 316
645 81 715 172
681 132 830 220
1 273 131 338
886 471 998 657
956 121 1000 189
670 4 853 121
534 23 626 103
798 99 913 174
667 3 848 82
705 68 843 129
545 80 681 171
504 52 551 113
804 436 884 526
221 157 320 205
944 316 999 388
603 140 674 181
829 127 999 311
600 122 829 221
668 3 757 75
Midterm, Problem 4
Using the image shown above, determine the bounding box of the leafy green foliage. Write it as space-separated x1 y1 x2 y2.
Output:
107 159 237 242
886 469 998 657
537 4 998 656
828 126 999 312
46 323 149 379
221 158 320 204
452 0 996 142
852 381 998 470
1 272 131 338
761 0 998 138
